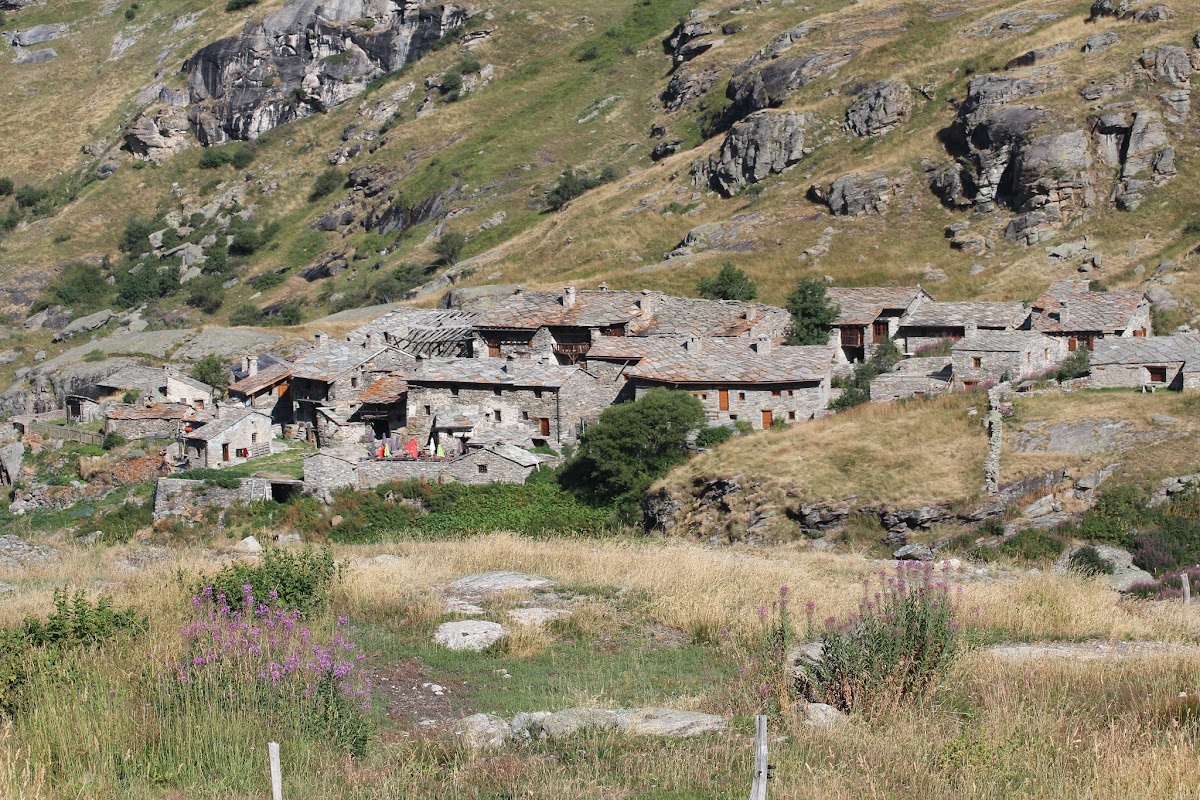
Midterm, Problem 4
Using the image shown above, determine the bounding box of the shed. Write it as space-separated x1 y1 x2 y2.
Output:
180 408 273 468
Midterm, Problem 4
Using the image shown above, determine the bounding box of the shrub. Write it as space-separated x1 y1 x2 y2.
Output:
197 547 344 613
310 167 344 202
124 6 135 19
190 355 229 398
227 220 266 255
101 432 127 451
198 145 239 169
459 55 481 74
998 528 1067 562
695 425 733 448
432 230 465 264
85 500 151 543
229 303 261 326
545 167 614 211
786 278 838 346
185 276 226 314
120 216 159 253
439 70 463 97
225 0 259 10
1056 347 1090 381
796 562 962 713
577 42 601 62
41 263 109 312
275 303 302 326
231 146 255 169
1069 545 1115 577
1078 485 1146 547
832 338 901 411
116 267 170 307
0 178 12 196
696 262 757 301
249 270 287 291
14 185 48 209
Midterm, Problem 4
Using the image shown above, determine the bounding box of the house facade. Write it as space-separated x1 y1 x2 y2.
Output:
825 287 932 363
897 302 1028 353
951 331 1066 388
165 371 214 412
1027 280 1151 350
180 408 274 468
227 358 293 425
104 403 191 441
1089 336 1200 391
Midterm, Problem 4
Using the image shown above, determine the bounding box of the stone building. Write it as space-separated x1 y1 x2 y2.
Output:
1027 280 1151 350
302 443 544 499
896 301 1028 353
405 357 617 449
869 357 953 402
165 371 214 412
227 357 293 425
350 375 407 439
951 331 1065 388
153 476 302 521
825 287 932 363
349 307 477 356
289 331 414 446
180 407 273 468
93 365 168 403
588 336 834 429
65 394 104 423
470 286 791 364
104 403 191 441
1089 336 1200 391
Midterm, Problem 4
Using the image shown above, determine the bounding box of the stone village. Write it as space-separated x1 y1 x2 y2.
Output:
6 276 1195 517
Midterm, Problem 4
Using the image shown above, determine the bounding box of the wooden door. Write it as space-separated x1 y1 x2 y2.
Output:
539 417 550 437
872 320 889 340
761 410 773 429
718 389 729 411
221 443 230 462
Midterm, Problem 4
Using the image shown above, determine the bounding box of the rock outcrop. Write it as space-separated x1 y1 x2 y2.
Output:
662 11 722 66
845 79 912 137
1003 130 1095 245
183 0 465 143
661 66 719 111
2 23 67 46
122 107 193 163
704 110 810 196
1088 1 1172 23
811 171 898 216
725 50 854 120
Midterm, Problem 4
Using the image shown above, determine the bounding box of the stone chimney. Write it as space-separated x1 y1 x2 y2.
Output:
964 320 978 336
314 330 328 350
752 336 770 355
683 335 702 353
598 282 610 292
562 286 578 308
638 289 657 320
242 355 251 374
249 357 258 377
365 332 378 351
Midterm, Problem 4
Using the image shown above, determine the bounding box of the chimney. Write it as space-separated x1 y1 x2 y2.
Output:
365 332 378 351
598 282 610 292
964 320 978 336
314 330 328 350
242 355 251 374
752 336 770 356
590 328 601 343
684 335 702 353
249 357 258 377
563 286 578 308
638 290 657 320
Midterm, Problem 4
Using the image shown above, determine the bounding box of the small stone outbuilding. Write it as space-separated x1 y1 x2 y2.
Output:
180 408 273 468
869 357 953 402
951 331 1065 388
104 403 191 441
1090 336 1200 391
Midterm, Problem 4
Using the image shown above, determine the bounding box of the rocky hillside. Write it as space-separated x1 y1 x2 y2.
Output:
0 0 1199 376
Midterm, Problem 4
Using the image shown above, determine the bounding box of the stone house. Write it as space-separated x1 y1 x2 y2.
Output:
348 375 407 439
869 357 953 402
825 287 932 363
896 301 1029 353
180 407 274 468
1027 280 1151 350
93 365 168 403
1089 336 1200 391
951 331 1066 388
165 371 214 412
227 357 293 425
349 307 477 356
588 336 834 429
470 286 791 364
289 331 414 446
302 443 544 499
65 394 104 424
405 357 616 450
104 403 191 441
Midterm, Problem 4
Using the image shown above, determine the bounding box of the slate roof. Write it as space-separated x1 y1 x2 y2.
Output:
952 331 1056 353
292 343 392 382
183 408 267 441
169 372 214 394
106 402 190 420
228 363 292 396
471 288 788 338
900 301 1028 330
349 308 477 352
231 353 291 383
887 356 953 375
486 443 544 468
1090 336 1200 366
590 336 832 384
95 366 165 392
826 287 929 326
357 375 407 404
1031 280 1147 334
407 358 578 388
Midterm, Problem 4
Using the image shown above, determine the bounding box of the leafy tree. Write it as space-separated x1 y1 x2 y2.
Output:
203 243 230 274
191 355 229 398
309 167 344 202
115 267 164 307
831 338 901 411
561 389 705 512
276 304 303 326
231 145 255 169
696 262 757 302
433 230 466 264
459 55 481 74
120 217 159 253
545 167 616 211
786 278 838 346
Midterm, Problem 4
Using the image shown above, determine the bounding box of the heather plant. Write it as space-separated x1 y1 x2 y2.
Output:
165 586 373 756
198 547 343 613
797 562 962 713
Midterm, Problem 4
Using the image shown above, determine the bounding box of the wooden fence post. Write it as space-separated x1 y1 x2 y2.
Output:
1183 573 1191 606
268 741 282 800
749 715 768 800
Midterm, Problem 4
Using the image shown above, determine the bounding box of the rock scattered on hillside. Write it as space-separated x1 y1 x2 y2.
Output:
433 620 506 651
811 171 899 216
0 535 59 567
2 23 67 47
1088 0 1173 23
726 50 855 120
13 47 56 64
705 110 811 196
1083 32 1119 54
449 570 554 596
662 11 723 66
845 79 912 137
452 707 728 749
123 107 193 163
52 309 114 342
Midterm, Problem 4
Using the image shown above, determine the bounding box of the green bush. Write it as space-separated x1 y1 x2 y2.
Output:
225 0 259 9
1069 545 1115 577
545 167 615 211
459 55 481 74
14 185 49 209
577 42 601 62
249 270 287 291
101 432 127 451
173 467 241 489
124 6 135 19
0 178 12 196
797 562 962 713
229 303 262 326
696 262 757 301
190 355 229 398
1056 348 1091 382
998 528 1067 562
185 276 226 314
198 547 343 612
120 216 159 253
309 167 344 202
1078 485 1146 547
439 70 463 97
433 230 465 264
695 425 733 448
832 338 901 411
84 501 151 543
40 263 110 312
198 144 251 170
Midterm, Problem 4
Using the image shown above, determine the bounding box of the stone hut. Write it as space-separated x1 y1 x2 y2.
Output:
896 301 1029 353
1090 335 1200 391
104 403 191 441
588 336 834 429
951 331 1065 388
1027 280 1151 351
824 287 932 363
869 357 953 402
93 365 167 403
180 407 273 468
165 370 214 412
227 358 293 425
65 394 104 424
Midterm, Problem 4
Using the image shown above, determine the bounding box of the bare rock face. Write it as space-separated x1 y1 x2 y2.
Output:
1088 0 1172 23
2 23 68 46
812 171 898 216
183 0 465 143
958 71 1051 130
1003 131 1095 245
726 50 854 120
845 80 913 137
1113 111 1175 210
705 110 810 196
662 11 722 66
122 107 193 163
661 66 719 111
1083 32 1119 54
1141 46 1193 87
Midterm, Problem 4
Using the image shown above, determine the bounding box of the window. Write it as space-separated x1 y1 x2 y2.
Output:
251 432 258 444
738 392 746 401
873 320 889 340
194 399 204 410
521 411 530 420
423 405 431 415
700 393 707 400
1044 349 1049 360
787 390 794 397
971 357 982 369
451 388 459 397
1148 366 1168 383
788 411 796 421
478 464 488 474
351 376 359 389
493 387 502 396
771 390 781 397
729 414 738 421
494 409 502 422
534 389 543 399
487 340 501 357
1068 337 1078 352
1026 352 1031 365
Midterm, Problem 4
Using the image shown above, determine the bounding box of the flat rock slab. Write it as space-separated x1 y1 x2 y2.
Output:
507 607 570 626
0 535 59 567
618 708 727 737
987 640 1199 661
446 598 486 615
505 707 727 743
434 620 506 651
449 571 554 596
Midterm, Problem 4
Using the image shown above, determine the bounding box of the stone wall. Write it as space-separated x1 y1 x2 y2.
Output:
152 477 273 520
165 375 213 410
870 373 951 403
953 339 1064 386
633 379 830 429
303 450 534 499
105 416 182 441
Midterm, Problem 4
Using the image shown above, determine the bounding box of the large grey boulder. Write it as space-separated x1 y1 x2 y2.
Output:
123 107 193 163
518 707 726 740
184 0 467 143
958 72 1051 130
815 171 896 216
433 620 506 651
451 714 510 749
52 310 115 342
13 47 56 64
845 80 913 137
1141 46 1192 87
449 571 553 596
726 50 854 119
1057 545 1154 592
3 23 68 46
1004 131 1095 245
1083 33 1119 54
662 11 721 65
707 110 811 196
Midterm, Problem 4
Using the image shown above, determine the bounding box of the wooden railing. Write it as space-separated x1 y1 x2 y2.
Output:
26 421 105 446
